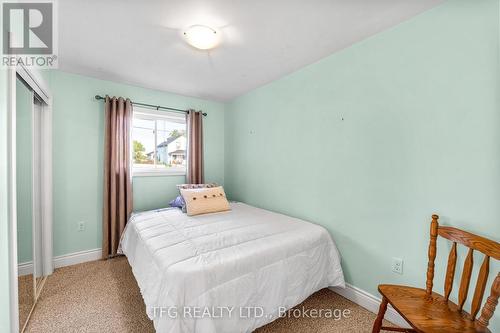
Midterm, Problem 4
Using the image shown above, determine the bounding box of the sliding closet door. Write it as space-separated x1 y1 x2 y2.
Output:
16 78 34 332
16 76 51 331
12 67 53 332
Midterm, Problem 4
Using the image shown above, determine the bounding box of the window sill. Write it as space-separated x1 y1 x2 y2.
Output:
133 170 186 177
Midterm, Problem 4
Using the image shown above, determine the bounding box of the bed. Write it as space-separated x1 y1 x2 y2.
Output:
119 202 345 333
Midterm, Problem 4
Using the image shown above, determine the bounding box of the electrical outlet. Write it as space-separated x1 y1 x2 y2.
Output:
392 257 403 275
78 221 85 232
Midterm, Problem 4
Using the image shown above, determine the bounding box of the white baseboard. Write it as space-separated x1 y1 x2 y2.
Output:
18 262 34 276
18 248 102 276
331 283 411 329
53 248 102 268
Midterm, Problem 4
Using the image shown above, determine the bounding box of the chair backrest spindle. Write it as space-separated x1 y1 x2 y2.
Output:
477 273 499 330
444 242 457 300
471 255 490 319
425 214 439 295
425 215 499 330
458 248 474 311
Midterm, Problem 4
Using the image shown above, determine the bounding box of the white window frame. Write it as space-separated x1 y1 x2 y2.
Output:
132 107 187 177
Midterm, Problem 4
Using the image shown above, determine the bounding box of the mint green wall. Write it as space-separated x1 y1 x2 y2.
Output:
43 70 224 257
3 2 499 331
16 80 33 264
225 0 499 329
0 69 12 332
132 176 183 211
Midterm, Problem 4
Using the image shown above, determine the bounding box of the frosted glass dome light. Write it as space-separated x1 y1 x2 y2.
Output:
183 25 220 50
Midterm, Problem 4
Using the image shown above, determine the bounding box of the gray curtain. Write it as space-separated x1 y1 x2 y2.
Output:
102 96 133 259
186 110 204 184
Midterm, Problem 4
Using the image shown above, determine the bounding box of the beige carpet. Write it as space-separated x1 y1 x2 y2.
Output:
26 257 393 333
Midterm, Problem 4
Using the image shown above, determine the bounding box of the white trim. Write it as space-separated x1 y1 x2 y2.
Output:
134 106 186 122
133 170 186 177
331 283 411 329
32 92 42 283
17 261 33 277
17 248 102 277
40 96 53 276
15 64 50 105
53 248 102 268
7 60 19 333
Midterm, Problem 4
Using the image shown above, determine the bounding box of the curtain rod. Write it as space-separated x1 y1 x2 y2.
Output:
94 95 207 116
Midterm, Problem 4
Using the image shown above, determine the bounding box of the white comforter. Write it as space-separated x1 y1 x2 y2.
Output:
119 202 344 333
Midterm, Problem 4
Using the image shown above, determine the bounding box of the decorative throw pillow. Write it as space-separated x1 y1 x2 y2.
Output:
169 195 185 209
176 183 219 190
175 183 219 213
180 186 230 216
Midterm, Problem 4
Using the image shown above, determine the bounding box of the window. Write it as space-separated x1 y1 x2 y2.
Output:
132 107 186 176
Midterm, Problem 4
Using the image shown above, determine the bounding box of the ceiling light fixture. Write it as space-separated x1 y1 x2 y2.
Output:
183 25 220 50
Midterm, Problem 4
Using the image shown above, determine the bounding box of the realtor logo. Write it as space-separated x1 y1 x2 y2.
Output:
1 1 57 67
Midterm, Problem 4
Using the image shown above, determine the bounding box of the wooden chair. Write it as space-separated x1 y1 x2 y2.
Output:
372 215 500 333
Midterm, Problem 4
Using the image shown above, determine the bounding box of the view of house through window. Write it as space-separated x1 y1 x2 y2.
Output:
132 108 187 175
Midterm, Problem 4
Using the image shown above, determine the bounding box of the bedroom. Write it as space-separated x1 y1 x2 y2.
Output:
0 0 499 332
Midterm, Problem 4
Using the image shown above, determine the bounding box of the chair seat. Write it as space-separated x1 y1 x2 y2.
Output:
378 285 490 333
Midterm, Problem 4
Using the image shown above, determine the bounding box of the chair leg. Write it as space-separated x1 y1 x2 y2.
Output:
372 296 388 333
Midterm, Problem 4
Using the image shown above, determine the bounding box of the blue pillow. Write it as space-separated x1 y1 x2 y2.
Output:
169 195 185 209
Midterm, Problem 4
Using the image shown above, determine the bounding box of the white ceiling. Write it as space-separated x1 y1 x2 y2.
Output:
59 0 444 101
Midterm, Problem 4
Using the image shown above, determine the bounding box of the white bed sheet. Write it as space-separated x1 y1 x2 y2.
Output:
119 202 344 333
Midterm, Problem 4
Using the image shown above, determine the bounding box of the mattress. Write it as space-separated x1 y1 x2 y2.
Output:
119 202 345 333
